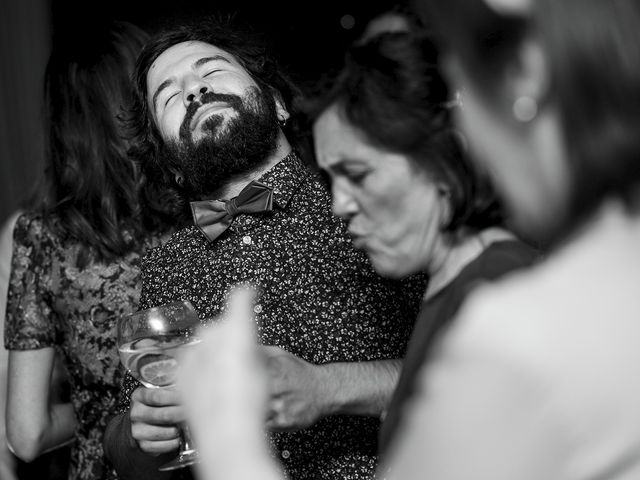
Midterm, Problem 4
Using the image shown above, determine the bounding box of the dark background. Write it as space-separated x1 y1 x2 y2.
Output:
54 0 396 90
0 0 398 227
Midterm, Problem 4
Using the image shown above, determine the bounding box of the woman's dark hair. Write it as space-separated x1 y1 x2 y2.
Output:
415 0 640 230
38 20 169 265
127 14 309 221
307 31 504 233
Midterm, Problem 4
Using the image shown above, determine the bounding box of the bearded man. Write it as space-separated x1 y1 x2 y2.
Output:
103 16 426 480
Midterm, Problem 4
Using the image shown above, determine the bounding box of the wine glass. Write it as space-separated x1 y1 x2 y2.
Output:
117 299 202 471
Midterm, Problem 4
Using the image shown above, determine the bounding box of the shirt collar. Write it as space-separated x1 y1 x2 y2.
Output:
256 150 314 209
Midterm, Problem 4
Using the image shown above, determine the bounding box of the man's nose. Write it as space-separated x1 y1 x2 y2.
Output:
184 80 209 105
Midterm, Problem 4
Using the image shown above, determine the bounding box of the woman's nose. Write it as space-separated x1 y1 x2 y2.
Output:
332 182 358 219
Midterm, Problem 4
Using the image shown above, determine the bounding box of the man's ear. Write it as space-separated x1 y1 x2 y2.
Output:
269 88 290 124
276 104 291 125
165 164 185 187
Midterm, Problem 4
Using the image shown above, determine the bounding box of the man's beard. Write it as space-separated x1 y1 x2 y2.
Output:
160 86 280 198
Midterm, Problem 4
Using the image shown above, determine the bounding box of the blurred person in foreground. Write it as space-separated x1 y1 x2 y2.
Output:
4 20 176 480
175 30 539 480
102 15 426 480
383 0 640 477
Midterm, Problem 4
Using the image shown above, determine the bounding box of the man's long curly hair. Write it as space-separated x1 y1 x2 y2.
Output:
127 14 309 221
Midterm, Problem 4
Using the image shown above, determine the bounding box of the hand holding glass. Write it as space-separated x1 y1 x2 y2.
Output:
117 300 201 471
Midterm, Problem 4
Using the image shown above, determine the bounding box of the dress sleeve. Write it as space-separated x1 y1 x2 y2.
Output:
4 214 58 350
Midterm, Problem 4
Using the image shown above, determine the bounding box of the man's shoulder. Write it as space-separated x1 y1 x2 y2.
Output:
264 151 334 213
142 226 202 263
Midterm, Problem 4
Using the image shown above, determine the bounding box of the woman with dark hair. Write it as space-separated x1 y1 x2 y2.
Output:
310 31 538 457
169 31 537 480
4 20 176 480
377 0 640 478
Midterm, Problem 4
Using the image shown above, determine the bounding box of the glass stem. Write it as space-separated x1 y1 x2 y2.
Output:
180 423 197 454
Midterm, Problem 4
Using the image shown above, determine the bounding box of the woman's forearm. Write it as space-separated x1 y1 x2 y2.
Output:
8 400 76 461
7 348 76 462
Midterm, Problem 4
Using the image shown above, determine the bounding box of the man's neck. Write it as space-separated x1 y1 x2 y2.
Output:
211 133 292 200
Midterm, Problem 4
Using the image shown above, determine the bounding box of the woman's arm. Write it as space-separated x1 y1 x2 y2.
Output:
6 348 76 462
0 211 20 479
260 347 401 430
0 343 17 480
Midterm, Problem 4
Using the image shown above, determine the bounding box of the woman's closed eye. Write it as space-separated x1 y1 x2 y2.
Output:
347 171 369 183
329 160 370 182
342 167 371 184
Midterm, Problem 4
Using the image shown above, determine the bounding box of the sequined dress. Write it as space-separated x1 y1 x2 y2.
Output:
4 212 165 480
115 152 427 480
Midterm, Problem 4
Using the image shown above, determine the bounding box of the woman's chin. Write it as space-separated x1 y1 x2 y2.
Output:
369 254 410 280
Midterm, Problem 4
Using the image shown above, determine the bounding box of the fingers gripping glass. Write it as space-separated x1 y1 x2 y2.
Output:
117 300 201 471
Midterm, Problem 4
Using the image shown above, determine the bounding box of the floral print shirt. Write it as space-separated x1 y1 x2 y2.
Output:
4 212 165 480
115 152 427 480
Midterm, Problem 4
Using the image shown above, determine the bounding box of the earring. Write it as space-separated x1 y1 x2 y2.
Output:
439 190 453 230
175 173 184 186
443 89 463 109
278 116 288 127
512 96 538 122
440 206 452 230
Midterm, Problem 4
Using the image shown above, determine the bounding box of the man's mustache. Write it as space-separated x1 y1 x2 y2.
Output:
179 91 243 142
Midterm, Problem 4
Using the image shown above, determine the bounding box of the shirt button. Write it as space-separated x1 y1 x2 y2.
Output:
253 304 263 314
242 235 252 245
281 450 290 459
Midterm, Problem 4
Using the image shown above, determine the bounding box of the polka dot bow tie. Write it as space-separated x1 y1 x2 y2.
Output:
190 180 274 242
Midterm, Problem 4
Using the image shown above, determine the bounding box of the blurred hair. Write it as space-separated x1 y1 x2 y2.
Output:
306 31 504 233
38 20 170 265
126 14 309 220
358 3 425 43
415 0 640 229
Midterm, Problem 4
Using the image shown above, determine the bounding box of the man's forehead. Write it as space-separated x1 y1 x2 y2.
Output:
146 40 241 101
149 41 236 76
147 41 242 84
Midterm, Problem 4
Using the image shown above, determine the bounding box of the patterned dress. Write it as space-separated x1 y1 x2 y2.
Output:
111 152 427 480
4 212 166 480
